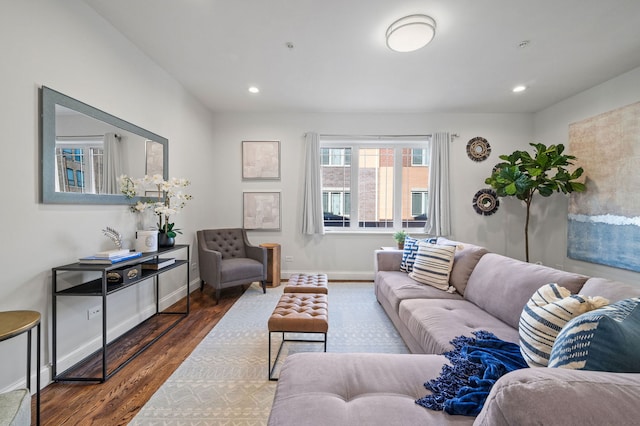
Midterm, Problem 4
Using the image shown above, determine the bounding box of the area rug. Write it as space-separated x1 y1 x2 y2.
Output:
130 282 409 425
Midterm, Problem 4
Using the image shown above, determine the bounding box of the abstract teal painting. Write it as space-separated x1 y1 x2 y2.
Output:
567 101 640 272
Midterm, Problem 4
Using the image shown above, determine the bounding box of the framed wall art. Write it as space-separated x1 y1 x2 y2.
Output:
243 191 281 230
567 101 640 272
242 140 280 180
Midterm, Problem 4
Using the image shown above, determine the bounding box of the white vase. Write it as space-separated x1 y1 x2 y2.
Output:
135 230 158 252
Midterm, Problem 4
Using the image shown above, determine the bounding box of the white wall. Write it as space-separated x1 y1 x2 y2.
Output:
209 112 533 278
6 0 636 398
533 66 640 284
0 0 217 392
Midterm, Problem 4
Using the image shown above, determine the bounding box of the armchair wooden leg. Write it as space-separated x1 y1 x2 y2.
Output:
215 288 221 305
200 280 205 291
261 280 266 294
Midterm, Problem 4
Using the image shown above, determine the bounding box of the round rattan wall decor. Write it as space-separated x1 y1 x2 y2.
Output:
466 137 491 162
472 188 499 216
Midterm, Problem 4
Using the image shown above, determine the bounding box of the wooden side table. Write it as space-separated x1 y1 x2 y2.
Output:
0 310 41 425
260 243 281 287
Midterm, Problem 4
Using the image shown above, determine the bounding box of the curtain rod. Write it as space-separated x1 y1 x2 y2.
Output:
315 133 459 140
56 133 120 139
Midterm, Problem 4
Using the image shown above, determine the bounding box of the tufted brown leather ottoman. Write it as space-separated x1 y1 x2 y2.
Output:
283 273 329 294
268 293 328 380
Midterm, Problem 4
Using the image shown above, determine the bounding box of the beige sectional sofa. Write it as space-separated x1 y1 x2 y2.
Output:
268 239 640 425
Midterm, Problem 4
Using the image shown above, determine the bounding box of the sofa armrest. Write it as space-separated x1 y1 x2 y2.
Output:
374 249 403 273
474 368 640 426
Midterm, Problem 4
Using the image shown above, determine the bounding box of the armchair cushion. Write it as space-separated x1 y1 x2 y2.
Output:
0 389 30 426
200 229 248 259
221 258 264 283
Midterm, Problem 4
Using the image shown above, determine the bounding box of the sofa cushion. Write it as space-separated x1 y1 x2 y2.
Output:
375 271 463 314
400 236 437 272
409 243 456 291
399 298 519 354
268 352 475 426
464 253 589 329
519 283 609 367
579 277 640 303
475 367 640 426
437 237 489 295
549 297 640 372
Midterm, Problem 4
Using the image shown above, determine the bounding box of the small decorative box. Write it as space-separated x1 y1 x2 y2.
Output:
106 264 141 285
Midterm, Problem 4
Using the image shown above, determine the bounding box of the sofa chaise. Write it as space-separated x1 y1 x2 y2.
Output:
268 238 640 425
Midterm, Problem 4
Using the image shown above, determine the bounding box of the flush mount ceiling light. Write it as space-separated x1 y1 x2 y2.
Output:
386 14 436 52
248 86 260 94
512 85 527 93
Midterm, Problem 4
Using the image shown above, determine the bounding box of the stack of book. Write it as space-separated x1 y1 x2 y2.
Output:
79 250 142 265
141 258 176 270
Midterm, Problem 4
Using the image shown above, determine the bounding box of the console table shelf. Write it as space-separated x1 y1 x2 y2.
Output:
56 260 188 296
51 244 190 383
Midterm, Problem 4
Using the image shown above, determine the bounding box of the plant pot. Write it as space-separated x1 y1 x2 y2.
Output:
158 233 175 248
397 242 404 250
135 230 158 252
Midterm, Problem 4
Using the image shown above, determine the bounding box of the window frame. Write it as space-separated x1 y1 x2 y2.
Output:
320 136 430 233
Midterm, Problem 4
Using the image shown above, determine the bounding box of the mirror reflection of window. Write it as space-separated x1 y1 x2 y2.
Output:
145 140 164 176
55 138 103 193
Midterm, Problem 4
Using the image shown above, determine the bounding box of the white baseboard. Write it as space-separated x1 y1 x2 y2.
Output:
22 278 202 393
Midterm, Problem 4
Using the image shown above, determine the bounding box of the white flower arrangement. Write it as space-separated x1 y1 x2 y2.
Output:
120 174 192 238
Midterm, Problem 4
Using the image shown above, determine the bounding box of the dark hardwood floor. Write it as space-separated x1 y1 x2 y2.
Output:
35 285 246 426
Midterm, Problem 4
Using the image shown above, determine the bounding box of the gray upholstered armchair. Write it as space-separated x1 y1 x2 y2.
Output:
197 228 267 304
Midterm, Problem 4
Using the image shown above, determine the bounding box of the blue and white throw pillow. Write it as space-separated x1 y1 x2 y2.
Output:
400 236 437 272
409 242 456 291
518 283 608 367
549 297 640 372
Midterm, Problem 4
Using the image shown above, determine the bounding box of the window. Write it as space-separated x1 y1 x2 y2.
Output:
411 148 429 166
321 147 351 166
320 137 430 230
411 191 428 217
55 142 103 193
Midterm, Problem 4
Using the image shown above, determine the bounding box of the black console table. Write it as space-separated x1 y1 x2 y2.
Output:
51 244 190 382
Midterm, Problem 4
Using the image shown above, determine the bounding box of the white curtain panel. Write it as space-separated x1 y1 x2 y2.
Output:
425 132 451 236
102 132 122 194
302 132 325 235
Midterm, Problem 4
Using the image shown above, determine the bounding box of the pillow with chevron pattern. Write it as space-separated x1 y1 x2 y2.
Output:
549 297 640 372
409 242 456 291
400 236 437 273
519 283 609 368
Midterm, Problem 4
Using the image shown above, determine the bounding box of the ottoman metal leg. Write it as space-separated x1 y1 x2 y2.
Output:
268 331 327 381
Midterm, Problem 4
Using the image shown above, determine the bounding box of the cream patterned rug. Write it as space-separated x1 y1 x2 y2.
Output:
130 282 409 425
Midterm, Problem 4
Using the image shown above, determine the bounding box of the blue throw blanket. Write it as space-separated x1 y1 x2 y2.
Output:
416 330 528 416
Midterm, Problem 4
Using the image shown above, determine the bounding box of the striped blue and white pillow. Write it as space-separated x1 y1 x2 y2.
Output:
400 236 437 272
408 242 456 291
519 283 609 368
549 297 640 372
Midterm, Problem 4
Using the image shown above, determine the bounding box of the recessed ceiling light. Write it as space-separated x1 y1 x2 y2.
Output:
512 85 527 93
248 86 260 94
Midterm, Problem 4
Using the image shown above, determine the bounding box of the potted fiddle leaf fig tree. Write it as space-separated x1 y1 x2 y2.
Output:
485 142 586 262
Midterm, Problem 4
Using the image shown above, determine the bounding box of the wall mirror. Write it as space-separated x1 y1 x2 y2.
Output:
41 86 168 204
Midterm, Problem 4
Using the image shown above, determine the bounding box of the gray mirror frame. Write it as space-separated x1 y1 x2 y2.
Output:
40 86 169 204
